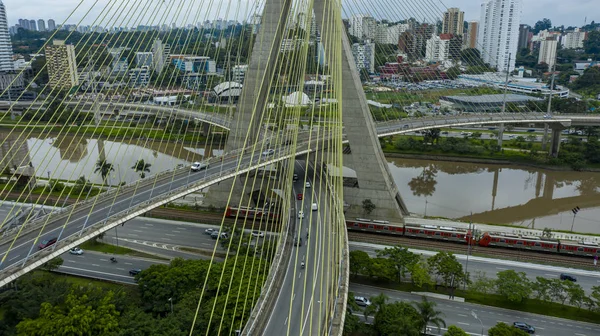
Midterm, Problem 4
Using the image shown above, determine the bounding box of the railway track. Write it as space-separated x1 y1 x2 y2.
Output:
348 231 594 268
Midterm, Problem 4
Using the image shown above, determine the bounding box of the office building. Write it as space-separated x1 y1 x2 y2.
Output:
442 8 464 36
0 1 13 72
231 64 248 83
518 24 530 50
151 39 170 73
128 66 150 87
37 19 45 31
351 40 375 73
135 52 153 68
349 14 377 40
464 21 479 49
538 38 558 68
426 34 452 62
45 40 79 88
478 0 522 72
375 23 409 45
562 29 587 49
47 19 56 30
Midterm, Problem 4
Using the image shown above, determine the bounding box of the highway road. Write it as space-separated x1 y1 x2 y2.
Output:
350 242 600 295
263 160 332 336
349 283 600 336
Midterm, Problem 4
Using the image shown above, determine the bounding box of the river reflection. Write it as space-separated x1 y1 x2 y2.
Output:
27 135 223 185
387 158 600 234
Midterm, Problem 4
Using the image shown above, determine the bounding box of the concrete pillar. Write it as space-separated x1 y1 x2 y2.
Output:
543 173 555 200
204 0 293 208
541 123 549 151
549 128 561 158
497 123 504 148
491 168 499 211
314 0 407 223
535 171 543 198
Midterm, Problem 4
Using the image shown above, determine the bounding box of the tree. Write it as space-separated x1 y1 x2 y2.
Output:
427 251 468 291
469 271 496 294
488 322 530 336
584 30 600 55
373 301 421 336
541 227 552 238
459 48 484 66
94 159 115 184
591 286 600 310
533 18 552 34
445 325 469 336
42 257 63 271
413 296 446 334
410 261 434 288
131 159 152 179
549 279 568 304
362 199 376 215
376 245 419 281
564 281 586 309
423 128 442 144
349 250 371 276
16 291 120 336
364 293 388 322
495 270 532 303
533 277 553 302
445 66 461 80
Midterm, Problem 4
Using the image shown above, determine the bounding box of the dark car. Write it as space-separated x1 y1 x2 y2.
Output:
513 322 535 334
560 273 577 282
129 269 142 276
38 237 58 249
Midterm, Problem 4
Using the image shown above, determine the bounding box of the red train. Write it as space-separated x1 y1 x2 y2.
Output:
345 218 599 258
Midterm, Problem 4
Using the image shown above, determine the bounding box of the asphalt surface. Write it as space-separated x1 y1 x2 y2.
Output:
262 160 332 336
349 283 600 336
350 242 600 295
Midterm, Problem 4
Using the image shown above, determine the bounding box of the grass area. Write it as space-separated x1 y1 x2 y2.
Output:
79 240 167 260
350 275 600 325
179 246 229 259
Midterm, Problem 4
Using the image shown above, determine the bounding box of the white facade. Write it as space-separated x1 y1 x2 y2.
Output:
232 64 248 83
47 19 56 30
425 35 451 62
0 1 13 72
375 24 409 45
135 52 153 68
152 39 171 73
563 29 587 49
350 15 376 40
538 39 557 68
477 0 522 72
351 41 375 73
128 66 150 87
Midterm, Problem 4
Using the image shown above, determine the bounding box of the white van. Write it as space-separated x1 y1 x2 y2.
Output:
311 203 318 211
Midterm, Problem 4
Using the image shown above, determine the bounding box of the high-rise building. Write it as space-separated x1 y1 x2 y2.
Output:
135 52 153 68
0 1 14 72
375 23 409 45
37 19 46 31
562 29 587 49
151 39 170 73
442 8 464 36
45 40 79 88
351 40 375 73
464 21 479 49
425 34 452 62
47 19 56 30
349 15 377 40
19 18 29 30
29 19 36 31
538 38 558 68
478 0 522 72
518 24 530 50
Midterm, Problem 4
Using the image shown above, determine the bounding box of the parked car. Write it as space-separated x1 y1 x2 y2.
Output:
513 322 535 334
560 273 577 282
69 247 84 255
355 296 371 307
38 237 58 249
251 231 264 238
191 161 209 171
129 269 142 276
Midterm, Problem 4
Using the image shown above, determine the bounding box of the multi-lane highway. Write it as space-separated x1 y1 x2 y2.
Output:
350 283 600 336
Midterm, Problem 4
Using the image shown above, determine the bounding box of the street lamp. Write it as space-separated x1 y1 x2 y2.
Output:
168 297 173 314
471 311 483 336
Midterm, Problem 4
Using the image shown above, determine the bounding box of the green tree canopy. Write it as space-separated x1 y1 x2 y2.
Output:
495 270 532 303
373 301 422 336
444 325 469 336
377 245 419 281
488 322 529 336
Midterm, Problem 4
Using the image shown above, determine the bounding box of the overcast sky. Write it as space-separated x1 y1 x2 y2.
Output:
2 0 597 28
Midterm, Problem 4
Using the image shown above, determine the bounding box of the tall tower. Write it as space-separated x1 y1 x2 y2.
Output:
478 0 522 72
442 8 464 36
0 2 13 72
45 40 79 89
37 19 46 31
47 19 56 31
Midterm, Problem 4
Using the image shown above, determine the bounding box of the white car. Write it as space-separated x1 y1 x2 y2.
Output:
305 181 311 188
251 231 265 238
191 162 209 171
355 296 371 307
69 247 84 255
298 210 304 219
262 149 275 157
311 203 318 211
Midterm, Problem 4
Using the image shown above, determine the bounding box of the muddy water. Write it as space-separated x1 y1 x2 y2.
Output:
387 158 600 234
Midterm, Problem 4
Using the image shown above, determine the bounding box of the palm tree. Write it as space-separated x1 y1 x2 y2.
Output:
413 296 446 334
131 159 152 178
364 293 388 322
94 159 115 184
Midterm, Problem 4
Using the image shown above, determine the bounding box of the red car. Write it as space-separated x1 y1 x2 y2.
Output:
38 237 58 249
297 193 303 200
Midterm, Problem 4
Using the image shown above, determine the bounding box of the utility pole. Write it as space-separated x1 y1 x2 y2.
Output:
571 206 580 232
464 213 472 290
501 53 512 114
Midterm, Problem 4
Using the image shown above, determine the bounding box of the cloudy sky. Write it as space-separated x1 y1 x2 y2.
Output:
2 0 597 28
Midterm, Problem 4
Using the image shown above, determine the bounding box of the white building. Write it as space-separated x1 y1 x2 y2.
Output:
351 41 375 73
375 24 409 45
152 39 171 73
477 0 522 72
0 1 13 72
538 39 558 68
129 66 150 87
425 35 451 62
135 52 153 68
232 64 248 83
350 15 377 40
562 29 587 49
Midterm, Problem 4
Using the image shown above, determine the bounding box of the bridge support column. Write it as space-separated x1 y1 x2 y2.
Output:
497 123 504 148
549 127 561 158
314 0 407 223
541 124 549 151
204 0 293 208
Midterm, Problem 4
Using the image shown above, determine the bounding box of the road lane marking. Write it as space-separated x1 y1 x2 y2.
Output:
59 265 133 279
133 230 143 233
166 234 175 236
575 334 587 336
495 267 507 270
457 322 470 326
67 260 75 263
8 255 20 262
91 264 100 267
125 262 132 265
117 268 125 270
144 224 154 226
284 317 288 326
457 314 468 317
